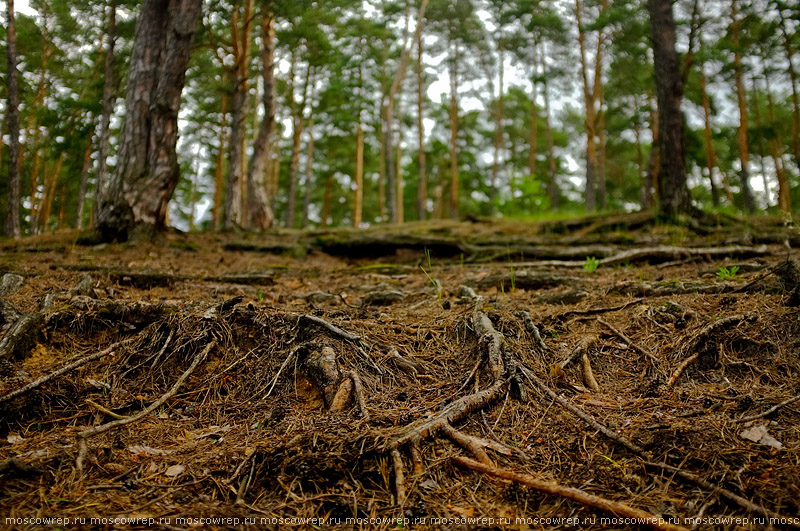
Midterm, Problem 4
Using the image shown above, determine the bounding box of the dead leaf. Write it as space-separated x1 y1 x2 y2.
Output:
448 505 475 517
740 425 783 450
7 434 24 444
165 464 185 478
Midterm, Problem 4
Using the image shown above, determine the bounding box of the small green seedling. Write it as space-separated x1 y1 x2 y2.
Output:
583 256 600 273
716 265 739 281
420 248 444 309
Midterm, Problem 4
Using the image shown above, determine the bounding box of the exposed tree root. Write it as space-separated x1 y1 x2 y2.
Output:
581 351 601 392
734 394 800 424
0 312 43 360
520 369 795 525
597 318 659 366
453 456 688 531
76 340 216 472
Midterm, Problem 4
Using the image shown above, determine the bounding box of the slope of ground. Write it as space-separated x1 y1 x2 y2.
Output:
1 213 799 530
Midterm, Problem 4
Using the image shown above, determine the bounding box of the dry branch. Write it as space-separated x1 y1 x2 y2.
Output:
0 339 133 404
349 371 369 421
441 423 493 466
518 311 548 352
581 352 601 392
597 318 659 365
473 310 504 380
299 314 362 342
734 394 800 423
452 456 688 531
390 448 407 506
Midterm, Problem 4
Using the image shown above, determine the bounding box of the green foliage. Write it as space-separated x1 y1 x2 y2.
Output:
583 256 600 273
716 265 740 281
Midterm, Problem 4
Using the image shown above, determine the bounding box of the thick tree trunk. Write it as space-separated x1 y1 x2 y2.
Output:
94 3 116 220
648 0 692 217
95 0 202 242
449 40 459 219
246 12 276 231
4 0 21 238
730 0 755 213
416 30 427 221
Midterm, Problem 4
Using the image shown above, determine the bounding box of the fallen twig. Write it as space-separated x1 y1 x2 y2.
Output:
349 371 370 421
597 318 660 365
559 298 644 320
581 351 601 392
442 423 493 466
300 314 361 342
264 348 298 398
518 311 548 352
666 354 699 388
390 448 407 506
734 394 800 424
0 339 133 404
452 456 688 531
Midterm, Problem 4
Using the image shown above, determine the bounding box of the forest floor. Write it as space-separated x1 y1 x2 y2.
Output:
1 212 800 530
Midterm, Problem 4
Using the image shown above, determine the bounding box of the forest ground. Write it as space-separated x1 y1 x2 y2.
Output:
1 212 799 530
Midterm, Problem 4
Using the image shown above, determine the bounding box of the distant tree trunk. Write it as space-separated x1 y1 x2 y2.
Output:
764 71 791 212
302 112 315 229
246 12 276 231
94 2 116 220
213 94 228 231
730 0 755 213
576 0 597 211
648 0 692 217
35 154 64 234
95 0 203 241
76 138 94 228
26 39 52 225
353 122 364 227
384 0 430 223
529 49 538 181
416 29 427 221
448 39 459 219
543 59 558 210
396 139 404 224
223 0 255 230
490 38 504 216
642 93 659 209
778 8 800 174
320 174 333 228
286 60 309 228
4 0 21 238
700 71 720 206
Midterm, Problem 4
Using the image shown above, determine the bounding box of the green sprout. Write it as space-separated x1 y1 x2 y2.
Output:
420 248 444 309
716 265 739 281
583 256 600 273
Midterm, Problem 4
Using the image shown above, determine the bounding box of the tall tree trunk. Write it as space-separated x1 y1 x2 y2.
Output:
642 93 659 209
764 71 791 212
396 139 404 224
94 2 116 220
76 137 94 228
778 8 800 174
529 48 538 180
700 70 721 206
303 112 315 229
213 94 228 231
543 60 558 210
25 39 52 225
4 0 21 237
576 0 597 211
35 154 65 234
490 38 504 216
96 0 203 241
730 0 755 213
223 0 255 230
416 29 427 221
448 39 459 219
286 60 310 228
648 0 692 217
246 11 276 230
384 0 430 223
320 174 333 228
353 122 364 227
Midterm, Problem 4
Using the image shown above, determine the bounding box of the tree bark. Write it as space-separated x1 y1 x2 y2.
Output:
223 0 255 230
212 94 228 231
763 72 791 212
94 2 116 222
246 12 276 231
4 0 21 238
529 48 538 180
778 7 800 174
76 138 94 228
286 59 309 229
648 0 692 217
384 0 430 223
490 38 504 216
353 122 364 227
576 0 599 211
95 0 203 241
302 111 315 229
700 71 719 206
543 55 558 210
416 29 427 221
448 39 459 219
730 0 755 213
